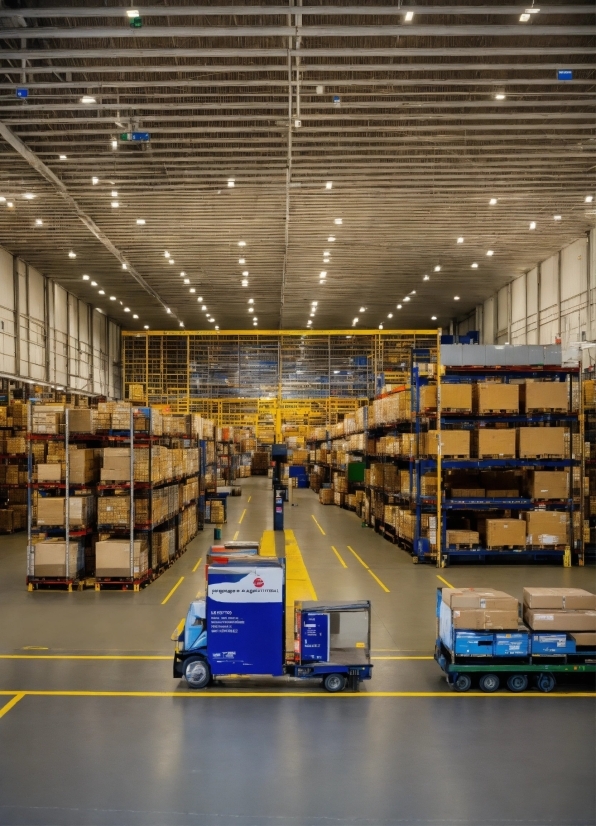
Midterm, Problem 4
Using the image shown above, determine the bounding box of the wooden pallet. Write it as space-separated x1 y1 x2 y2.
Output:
27 577 81 592
441 407 473 413
526 407 568 414
446 543 479 550
478 453 516 460
94 574 151 592
479 409 519 414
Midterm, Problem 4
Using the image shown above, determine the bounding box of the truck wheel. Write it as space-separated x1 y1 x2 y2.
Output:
478 673 500 693
323 673 347 693
453 674 472 692
506 674 528 693
184 656 211 689
536 673 556 693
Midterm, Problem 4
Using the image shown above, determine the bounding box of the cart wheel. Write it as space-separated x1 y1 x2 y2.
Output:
506 673 528 693
536 672 556 693
323 673 347 693
453 674 472 692
478 673 500 693
184 656 211 689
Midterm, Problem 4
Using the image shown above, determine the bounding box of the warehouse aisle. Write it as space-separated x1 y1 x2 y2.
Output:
0 478 594 826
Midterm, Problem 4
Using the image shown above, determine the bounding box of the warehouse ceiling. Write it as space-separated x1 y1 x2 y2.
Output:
0 1 594 333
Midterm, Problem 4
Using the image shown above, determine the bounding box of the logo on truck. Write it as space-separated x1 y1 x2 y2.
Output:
253 577 264 588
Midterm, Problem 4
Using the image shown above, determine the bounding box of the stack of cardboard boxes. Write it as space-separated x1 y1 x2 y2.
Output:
523 588 596 644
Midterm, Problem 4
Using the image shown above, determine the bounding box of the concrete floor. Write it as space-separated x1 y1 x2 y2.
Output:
0 477 594 826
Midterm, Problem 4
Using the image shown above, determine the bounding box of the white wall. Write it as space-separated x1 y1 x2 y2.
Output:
466 230 594 351
0 244 121 397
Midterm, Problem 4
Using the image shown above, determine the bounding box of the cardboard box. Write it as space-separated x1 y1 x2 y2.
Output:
419 385 437 410
518 427 565 458
522 381 568 413
426 430 470 457
441 383 472 412
523 607 596 632
524 512 569 546
68 408 96 433
451 608 519 631
37 495 94 527
483 519 526 548
33 539 84 578
571 632 596 647
443 588 518 612
97 496 131 526
37 497 66 526
477 429 516 458
0 510 13 532
37 463 63 482
69 448 98 485
477 383 519 413
523 587 596 610
528 471 568 500
101 447 131 482
451 488 485 498
95 539 148 578
446 530 480 546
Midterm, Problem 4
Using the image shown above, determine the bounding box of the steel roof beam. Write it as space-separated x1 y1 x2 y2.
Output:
0 119 181 324
0 5 592 18
1 25 594 38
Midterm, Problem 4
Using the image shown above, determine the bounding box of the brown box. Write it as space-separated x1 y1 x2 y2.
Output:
319 488 334 505
37 463 63 482
446 530 480 546
477 383 519 413
571 633 596 647
483 519 527 548
37 495 94 527
522 381 568 413
97 495 131 526
69 448 98 485
419 385 437 410
441 384 472 412
95 539 148 578
451 608 519 630
523 607 596 632
33 540 84 578
101 448 131 482
427 430 470 457
477 429 516 458
451 488 485 498
37 497 66 526
524 512 569 546
523 587 596 610
68 409 96 433
0 510 13 532
443 588 518 612
528 471 568 500
518 427 565 458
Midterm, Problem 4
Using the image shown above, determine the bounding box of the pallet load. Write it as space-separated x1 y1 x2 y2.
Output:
319 488 334 505
95 539 149 579
32 538 85 579
522 588 596 635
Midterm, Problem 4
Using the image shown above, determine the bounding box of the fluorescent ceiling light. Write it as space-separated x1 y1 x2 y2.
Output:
111 140 118 150
423 274 430 281
111 190 118 197
133 314 138 319
387 313 393 319
529 221 536 230
23 193 34 200
184 278 190 284
144 325 149 329
334 218 342 225
471 262 478 268
320 271 327 277
326 181 332 189
111 201 119 208
519 12 531 20
82 275 90 281
242 280 248 286
239 258 245 264
124 307 130 313
431 316 437 320
248 298 254 304
169 259 174 264
164 251 170 258
359 306 365 313
404 11 414 21
122 263 127 270
126 9 140 18
92 177 99 185
585 196 593 203
228 179 235 187
404 297 410 302
166 308 171 314
397 304 402 309
454 296 460 301
554 215 562 221
328 236 335 242
190 288 196 293
179 322 184 328
434 265 441 272
68 251 76 258
457 237 464 244
91 281 97 286
238 241 246 247
136 219 145 225
110 296 116 301
486 250 494 256
81 96 96 104
489 198 497 205
59 155 67 160
198 296 203 302
378 324 383 330
242 271 249 276
495 94 506 100
35 219 43 226
99 290 105 295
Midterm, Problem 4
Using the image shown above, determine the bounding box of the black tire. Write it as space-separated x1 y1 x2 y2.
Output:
184 656 211 689
506 673 528 693
323 673 347 693
536 672 556 693
453 674 472 692
478 673 500 693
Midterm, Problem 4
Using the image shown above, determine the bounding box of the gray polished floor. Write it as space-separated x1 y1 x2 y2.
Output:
0 477 594 826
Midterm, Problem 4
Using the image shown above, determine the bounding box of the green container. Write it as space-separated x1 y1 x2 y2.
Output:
214 527 222 541
347 461 365 483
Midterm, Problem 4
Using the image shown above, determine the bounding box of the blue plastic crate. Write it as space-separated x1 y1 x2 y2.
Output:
453 631 494 657
531 634 576 656
494 632 530 657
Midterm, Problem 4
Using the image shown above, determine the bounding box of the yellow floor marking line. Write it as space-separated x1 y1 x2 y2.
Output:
331 546 348 568
191 556 203 573
346 545 369 568
372 656 434 660
247 496 252 503
311 515 326 536
0 655 171 660
161 576 185 605
367 569 390 593
346 546 390 592
437 575 455 589
238 508 247 524
233 530 239 540
0 692 25 718
0 690 592 699
260 529 276 557
22 646 48 651
285 530 317 603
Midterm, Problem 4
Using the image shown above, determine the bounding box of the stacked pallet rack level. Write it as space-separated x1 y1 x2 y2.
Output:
0 396 28 535
96 408 201 591
27 407 92 591
582 374 594 560
431 343 582 567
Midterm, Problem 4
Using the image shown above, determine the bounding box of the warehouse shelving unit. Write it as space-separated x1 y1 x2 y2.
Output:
0 401 29 534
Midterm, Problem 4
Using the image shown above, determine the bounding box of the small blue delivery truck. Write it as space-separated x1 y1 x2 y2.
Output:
173 556 373 692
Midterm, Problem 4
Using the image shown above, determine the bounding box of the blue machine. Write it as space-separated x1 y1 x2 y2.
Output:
173 562 373 692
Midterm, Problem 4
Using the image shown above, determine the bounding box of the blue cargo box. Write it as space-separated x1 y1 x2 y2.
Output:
531 634 576 656
453 631 494 657
494 632 530 657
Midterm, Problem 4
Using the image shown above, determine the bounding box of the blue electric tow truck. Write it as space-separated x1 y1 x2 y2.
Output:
173 553 373 692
